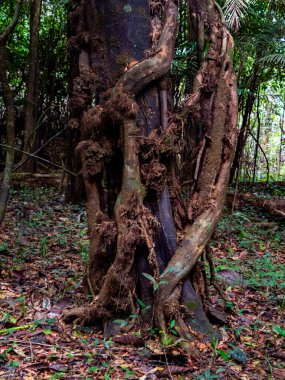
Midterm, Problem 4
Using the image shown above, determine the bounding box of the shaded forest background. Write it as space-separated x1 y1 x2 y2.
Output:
0 0 284 189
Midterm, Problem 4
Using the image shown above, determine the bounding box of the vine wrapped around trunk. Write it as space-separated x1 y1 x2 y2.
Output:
63 0 238 341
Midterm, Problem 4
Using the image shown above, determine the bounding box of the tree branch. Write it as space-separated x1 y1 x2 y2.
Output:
0 0 22 42
0 144 75 176
115 0 178 95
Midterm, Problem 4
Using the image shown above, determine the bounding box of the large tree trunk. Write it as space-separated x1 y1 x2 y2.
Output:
63 0 238 341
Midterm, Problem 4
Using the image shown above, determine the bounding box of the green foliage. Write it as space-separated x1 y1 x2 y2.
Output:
0 242 8 252
79 240 89 266
259 54 285 68
225 0 285 182
195 368 225 380
272 325 285 337
160 331 177 347
40 236 48 256
215 207 285 291
210 336 231 362
113 319 128 328
142 272 165 291
142 266 175 291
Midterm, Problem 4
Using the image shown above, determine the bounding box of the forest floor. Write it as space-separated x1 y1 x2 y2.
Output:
0 184 284 379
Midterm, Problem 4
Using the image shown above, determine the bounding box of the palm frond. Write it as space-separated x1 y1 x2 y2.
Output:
259 54 285 68
266 0 285 14
223 0 250 32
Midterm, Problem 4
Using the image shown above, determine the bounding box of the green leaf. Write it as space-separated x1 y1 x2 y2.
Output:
89 366 100 372
170 320 176 329
233 211 252 223
272 325 285 337
218 349 230 361
161 332 176 346
113 319 128 327
142 273 156 283
153 283 159 291
0 324 33 335
43 329 52 335
137 299 146 308
8 360 20 368
0 243 8 252
9 316 17 324
161 266 176 277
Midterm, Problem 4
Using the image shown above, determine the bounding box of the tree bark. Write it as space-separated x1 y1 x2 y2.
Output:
230 63 260 183
252 88 261 183
63 0 238 341
0 0 22 225
21 0 42 172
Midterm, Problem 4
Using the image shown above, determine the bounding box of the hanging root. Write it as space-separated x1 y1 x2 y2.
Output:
153 1 238 337
62 117 161 330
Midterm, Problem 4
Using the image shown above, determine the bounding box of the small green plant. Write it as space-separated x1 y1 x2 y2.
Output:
6 360 20 369
88 366 100 372
272 325 285 337
102 362 115 380
79 240 89 266
103 339 113 349
233 211 252 223
1 312 17 325
50 371 65 379
142 266 175 291
169 319 177 335
0 242 8 252
113 319 128 328
113 312 138 329
0 347 13 364
147 326 159 337
210 335 219 363
40 236 48 256
160 330 177 346
210 336 230 363
137 298 151 314
195 368 225 380
57 235 67 245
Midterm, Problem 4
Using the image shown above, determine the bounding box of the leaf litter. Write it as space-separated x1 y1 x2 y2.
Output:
0 185 284 379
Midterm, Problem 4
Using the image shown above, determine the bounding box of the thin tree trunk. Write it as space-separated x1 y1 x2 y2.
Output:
21 0 42 172
0 1 22 225
230 63 260 183
248 132 269 187
252 89 261 183
279 104 285 177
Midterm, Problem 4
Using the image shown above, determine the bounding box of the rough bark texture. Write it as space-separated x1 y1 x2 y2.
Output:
0 1 22 225
63 0 238 341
